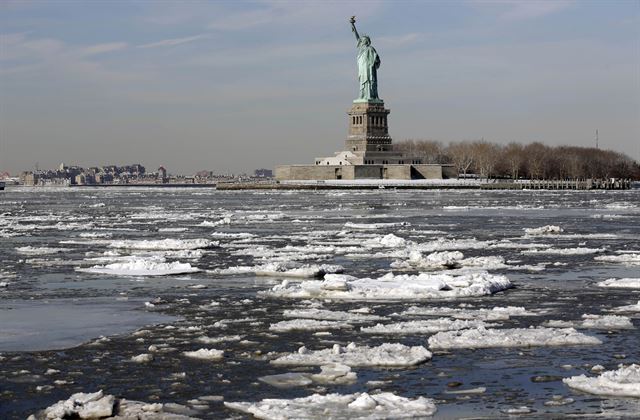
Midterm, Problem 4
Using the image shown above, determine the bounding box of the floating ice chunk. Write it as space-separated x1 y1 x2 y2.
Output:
444 387 486 395
361 318 491 334
225 392 436 419
428 327 601 350
183 348 224 360
269 319 353 332
213 262 343 278
563 364 640 398
310 363 357 384
42 390 114 419
264 271 511 301
522 247 605 255
36 391 198 419
77 257 199 276
610 301 640 313
108 238 216 250
258 372 313 388
524 225 564 235
130 353 153 363
595 254 640 266
366 233 407 248
597 278 640 289
196 335 243 344
15 246 68 255
392 250 463 269
271 342 432 367
545 314 633 330
282 308 385 322
344 222 410 230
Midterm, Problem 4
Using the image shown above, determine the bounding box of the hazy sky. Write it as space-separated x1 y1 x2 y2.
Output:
1 0 639 175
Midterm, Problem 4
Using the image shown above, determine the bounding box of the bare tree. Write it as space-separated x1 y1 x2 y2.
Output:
523 142 549 179
447 141 476 177
501 143 524 179
470 140 501 179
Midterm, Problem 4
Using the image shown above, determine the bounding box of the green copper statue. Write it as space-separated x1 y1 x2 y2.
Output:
350 16 381 101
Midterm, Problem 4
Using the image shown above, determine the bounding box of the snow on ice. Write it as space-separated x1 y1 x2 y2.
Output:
428 326 602 350
225 392 437 419
563 364 640 398
77 257 200 276
264 271 512 300
271 342 432 367
361 318 492 334
597 278 640 289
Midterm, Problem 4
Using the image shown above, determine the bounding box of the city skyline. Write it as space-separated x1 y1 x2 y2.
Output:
1 0 639 175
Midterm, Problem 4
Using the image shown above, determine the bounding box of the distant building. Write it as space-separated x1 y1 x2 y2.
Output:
158 166 167 183
254 168 273 178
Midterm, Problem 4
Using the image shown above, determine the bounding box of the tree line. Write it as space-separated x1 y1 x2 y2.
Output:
393 140 640 180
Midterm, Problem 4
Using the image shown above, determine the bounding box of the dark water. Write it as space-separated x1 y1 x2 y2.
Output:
0 187 638 418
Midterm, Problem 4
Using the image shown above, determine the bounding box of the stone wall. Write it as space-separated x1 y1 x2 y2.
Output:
276 164 455 181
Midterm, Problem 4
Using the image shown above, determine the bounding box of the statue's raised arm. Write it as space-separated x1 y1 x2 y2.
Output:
350 16 360 41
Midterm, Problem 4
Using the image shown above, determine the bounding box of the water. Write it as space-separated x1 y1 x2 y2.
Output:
0 187 638 418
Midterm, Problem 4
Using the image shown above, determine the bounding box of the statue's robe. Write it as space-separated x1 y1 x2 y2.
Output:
357 44 381 100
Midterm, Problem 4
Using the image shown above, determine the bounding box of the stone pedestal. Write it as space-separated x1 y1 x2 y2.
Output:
345 100 393 153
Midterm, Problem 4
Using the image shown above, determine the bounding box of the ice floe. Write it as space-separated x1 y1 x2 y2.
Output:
213 262 343 278
107 238 216 250
272 342 432 367
77 257 200 276
563 364 640 398
399 305 543 320
15 246 68 255
545 314 634 330
259 363 357 388
344 221 410 230
361 318 491 334
183 348 224 360
524 225 564 235
225 392 437 419
428 326 601 349
597 278 640 289
264 271 512 301
595 253 640 266
33 390 198 419
610 301 640 313
282 308 386 322
521 247 605 255
269 319 353 332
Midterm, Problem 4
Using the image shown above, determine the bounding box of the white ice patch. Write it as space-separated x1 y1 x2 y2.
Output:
264 271 512 301
108 238 216 250
344 222 410 230
545 314 634 330
213 262 343 278
269 319 353 332
400 305 542 320
610 301 640 313
365 233 407 248
361 318 491 334
595 254 640 266
597 278 640 289
428 326 601 349
225 392 437 419
282 308 386 322
183 348 224 360
15 246 68 255
259 363 357 388
524 225 564 235
77 257 200 276
522 247 605 255
41 390 115 419
272 342 432 367
563 364 640 398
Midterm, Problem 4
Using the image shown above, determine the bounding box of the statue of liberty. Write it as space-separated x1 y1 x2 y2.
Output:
350 16 381 101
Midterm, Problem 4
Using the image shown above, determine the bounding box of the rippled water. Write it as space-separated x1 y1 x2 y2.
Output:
0 187 638 418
